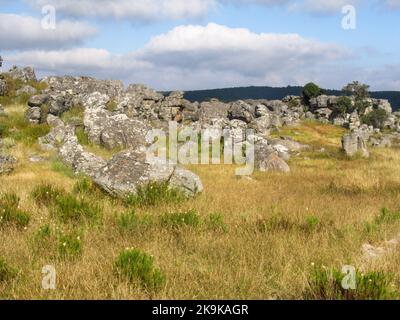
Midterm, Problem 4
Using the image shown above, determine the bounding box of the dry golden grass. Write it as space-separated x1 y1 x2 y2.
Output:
1 107 400 299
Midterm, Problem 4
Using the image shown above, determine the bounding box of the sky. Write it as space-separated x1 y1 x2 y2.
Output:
0 0 399 91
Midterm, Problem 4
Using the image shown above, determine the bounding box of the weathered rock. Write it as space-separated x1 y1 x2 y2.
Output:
253 139 290 172
16 85 36 96
93 146 203 197
0 154 17 175
342 131 370 158
25 107 42 124
199 99 230 124
228 100 255 123
6 66 36 82
0 79 7 96
28 94 49 108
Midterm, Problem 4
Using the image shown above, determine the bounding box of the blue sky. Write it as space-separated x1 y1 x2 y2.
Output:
1 0 399 91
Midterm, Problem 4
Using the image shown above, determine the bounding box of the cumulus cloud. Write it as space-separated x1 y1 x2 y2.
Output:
0 13 97 50
288 0 359 14
5 23 354 90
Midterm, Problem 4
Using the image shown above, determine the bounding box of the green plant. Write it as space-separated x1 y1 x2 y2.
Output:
73 176 96 195
343 81 370 101
206 213 228 232
51 158 75 178
304 216 320 232
32 184 63 207
335 96 353 115
58 231 83 259
115 248 166 290
305 265 398 300
256 216 295 233
375 208 400 225
106 100 118 112
75 127 90 146
52 193 101 223
61 105 85 124
0 257 18 282
125 182 186 208
361 109 389 130
303 82 322 102
161 209 200 229
0 193 30 228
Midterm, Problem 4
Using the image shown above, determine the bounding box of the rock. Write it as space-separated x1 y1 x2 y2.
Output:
315 108 333 121
342 131 370 158
0 154 17 175
270 137 309 153
249 115 272 135
16 85 36 96
28 94 49 108
370 135 392 148
199 99 230 124
93 146 203 198
228 100 255 123
25 107 42 124
169 167 204 197
374 99 392 114
29 155 46 163
310 95 329 110
0 79 6 96
348 111 361 130
125 84 164 101
6 66 37 82
259 153 290 173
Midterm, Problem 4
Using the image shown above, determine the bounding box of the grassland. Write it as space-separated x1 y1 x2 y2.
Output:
1 103 400 299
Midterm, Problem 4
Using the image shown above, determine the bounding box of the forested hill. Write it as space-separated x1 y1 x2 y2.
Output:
183 86 400 110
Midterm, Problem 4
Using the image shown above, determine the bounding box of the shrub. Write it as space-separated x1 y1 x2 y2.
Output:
125 182 185 208
106 100 118 112
73 176 96 195
75 127 89 146
361 109 389 130
335 96 353 115
206 213 228 232
58 231 83 259
161 209 200 229
304 216 320 232
115 248 166 290
343 81 370 101
0 193 30 228
32 184 63 207
303 82 322 102
375 208 400 225
61 105 85 124
51 158 75 178
52 194 101 223
256 216 295 233
0 257 18 282
305 265 398 300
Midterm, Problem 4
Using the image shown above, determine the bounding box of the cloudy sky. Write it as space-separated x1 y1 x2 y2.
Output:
1 0 399 91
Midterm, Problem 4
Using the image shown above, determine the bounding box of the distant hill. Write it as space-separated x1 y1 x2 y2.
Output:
183 86 400 110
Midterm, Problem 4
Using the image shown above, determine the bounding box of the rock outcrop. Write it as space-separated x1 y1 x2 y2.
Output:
342 131 370 158
0 154 16 175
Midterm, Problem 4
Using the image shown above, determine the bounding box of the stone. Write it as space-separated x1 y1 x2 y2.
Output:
228 100 255 123
0 154 17 175
199 100 230 124
28 94 49 108
259 153 290 173
342 131 370 158
0 79 7 96
169 167 204 197
16 85 36 96
25 107 42 124
6 66 37 82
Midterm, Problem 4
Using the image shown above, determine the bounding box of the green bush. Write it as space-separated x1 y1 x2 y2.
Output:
51 158 75 178
304 216 320 232
75 127 90 146
303 82 322 102
0 257 18 282
161 209 200 229
305 265 398 300
206 213 228 232
0 193 30 228
58 231 83 259
361 109 389 130
73 176 96 195
32 184 64 207
52 194 101 223
125 182 186 208
335 96 353 115
61 105 85 124
115 248 166 290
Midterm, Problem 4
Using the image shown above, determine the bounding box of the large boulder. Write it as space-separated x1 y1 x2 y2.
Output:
228 100 255 123
93 146 203 197
342 131 370 158
199 99 230 124
16 85 36 96
253 139 290 173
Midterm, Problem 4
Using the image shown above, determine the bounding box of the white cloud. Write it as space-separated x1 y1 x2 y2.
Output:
288 0 359 14
5 23 354 90
0 13 96 50
27 0 218 21
386 0 400 8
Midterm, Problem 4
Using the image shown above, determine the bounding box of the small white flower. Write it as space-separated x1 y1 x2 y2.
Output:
63 242 67 247
311 262 315 267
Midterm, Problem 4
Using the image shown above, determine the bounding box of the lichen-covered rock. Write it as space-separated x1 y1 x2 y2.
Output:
342 131 370 158
6 66 37 82
253 139 290 173
0 79 7 96
0 154 17 175
199 99 230 124
16 85 36 96
228 100 255 123
25 107 42 124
